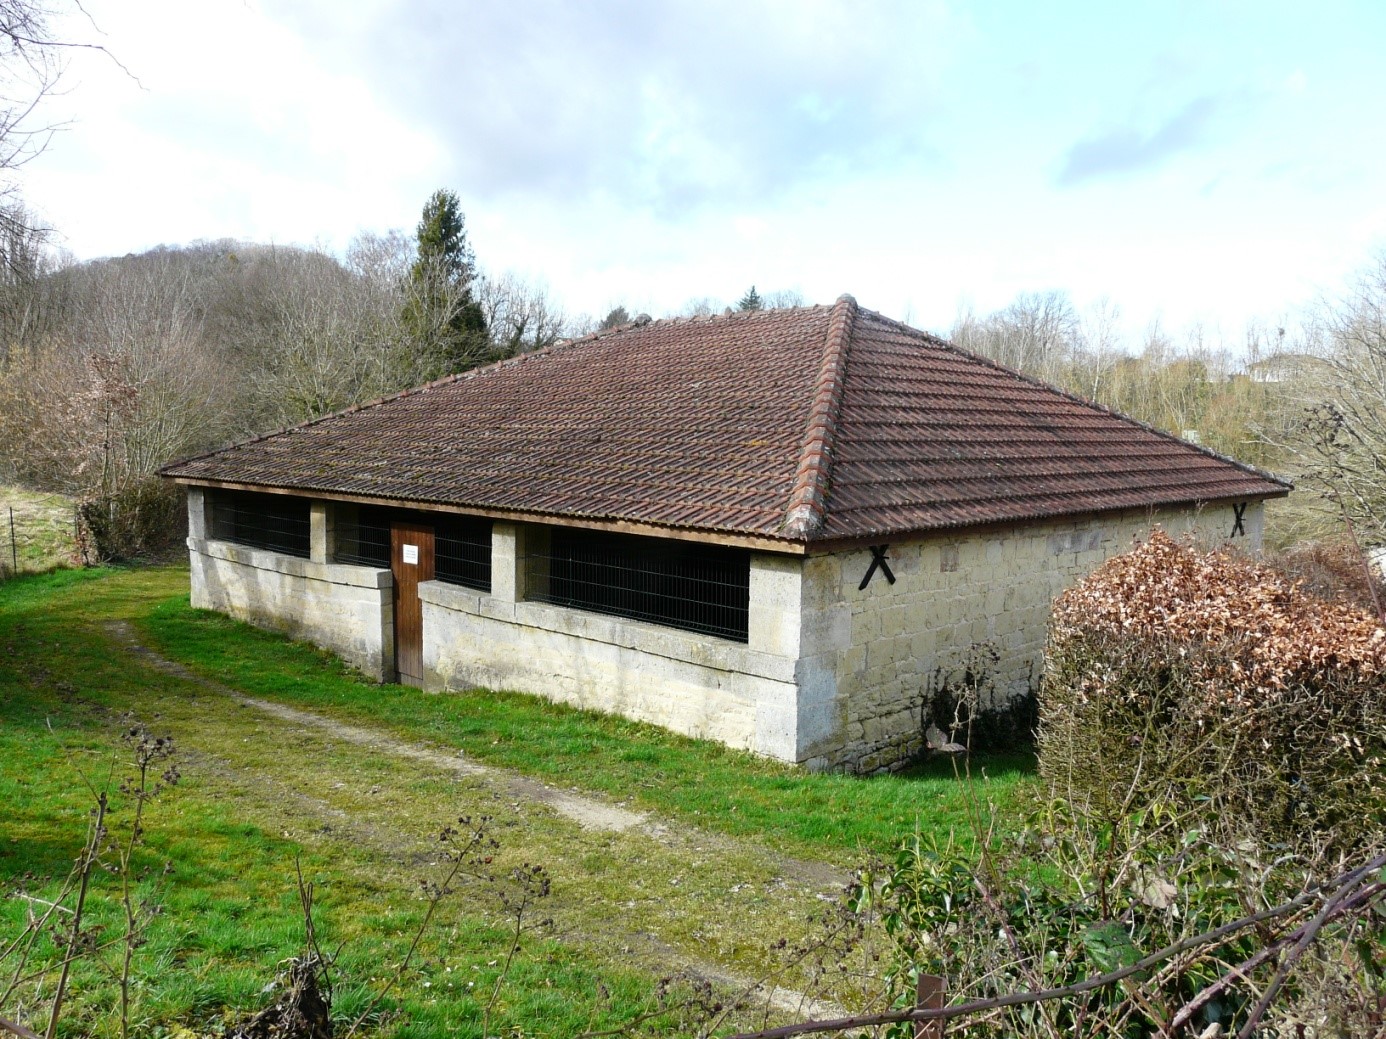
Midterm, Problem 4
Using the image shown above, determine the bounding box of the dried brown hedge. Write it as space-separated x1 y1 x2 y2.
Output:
1040 530 1386 847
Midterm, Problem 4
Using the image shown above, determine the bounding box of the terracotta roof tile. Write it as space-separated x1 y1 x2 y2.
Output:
161 298 1289 544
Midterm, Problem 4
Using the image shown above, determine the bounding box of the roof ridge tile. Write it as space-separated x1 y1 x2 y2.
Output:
781 294 857 538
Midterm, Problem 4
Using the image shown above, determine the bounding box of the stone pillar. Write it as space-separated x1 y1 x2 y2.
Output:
491 521 524 602
747 553 802 658
749 553 805 761
309 501 335 564
186 487 208 541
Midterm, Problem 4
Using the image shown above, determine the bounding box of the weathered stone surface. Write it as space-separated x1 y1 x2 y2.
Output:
799 502 1265 771
189 537 393 680
421 575 796 754
183 487 1266 773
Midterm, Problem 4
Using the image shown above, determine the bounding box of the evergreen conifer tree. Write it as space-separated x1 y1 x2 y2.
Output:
598 305 630 330
737 285 763 311
402 189 489 377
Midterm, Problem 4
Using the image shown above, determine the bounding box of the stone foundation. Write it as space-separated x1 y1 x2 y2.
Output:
188 537 394 680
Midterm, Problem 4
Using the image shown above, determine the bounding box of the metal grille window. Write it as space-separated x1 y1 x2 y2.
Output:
209 491 310 558
527 529 749 642
333 505 392 567
435 516 491 591
334 505 492 593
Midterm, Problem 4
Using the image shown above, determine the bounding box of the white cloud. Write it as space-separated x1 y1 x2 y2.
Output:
23 0 443 256
10 0 1386 341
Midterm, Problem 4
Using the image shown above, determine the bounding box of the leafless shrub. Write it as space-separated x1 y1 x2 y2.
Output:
1264 536 1386 616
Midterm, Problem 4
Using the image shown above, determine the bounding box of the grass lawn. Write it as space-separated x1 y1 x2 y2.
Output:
1 565 1038 1037
4 568 716 1038
135 574 1035 864
0 485 76 576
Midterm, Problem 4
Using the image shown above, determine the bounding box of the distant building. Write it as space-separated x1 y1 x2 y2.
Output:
1245 352 1326 384
162 297 1289 771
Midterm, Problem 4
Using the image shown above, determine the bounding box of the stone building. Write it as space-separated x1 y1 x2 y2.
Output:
160 297 1289 771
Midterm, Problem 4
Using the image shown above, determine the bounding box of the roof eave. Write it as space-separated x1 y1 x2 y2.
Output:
167 476 811 555
803 487 1292 554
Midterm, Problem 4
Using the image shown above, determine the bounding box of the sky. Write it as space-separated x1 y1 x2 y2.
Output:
19 0 1386 341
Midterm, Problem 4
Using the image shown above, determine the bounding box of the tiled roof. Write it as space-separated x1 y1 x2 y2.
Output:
161 296 1289 544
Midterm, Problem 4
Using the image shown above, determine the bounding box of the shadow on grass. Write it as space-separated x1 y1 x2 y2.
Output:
894 747 1038 783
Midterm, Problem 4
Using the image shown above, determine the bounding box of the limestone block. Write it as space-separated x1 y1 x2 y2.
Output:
801 603 851 653
186 488 207 541
939 543 959 573
749 553 803 658
188 540 392 680
888 546 919 578
492 522 523 602
753 681 799 759
309 501 335 564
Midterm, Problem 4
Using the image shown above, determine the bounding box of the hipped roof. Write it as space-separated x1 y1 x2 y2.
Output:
161 295 1290 547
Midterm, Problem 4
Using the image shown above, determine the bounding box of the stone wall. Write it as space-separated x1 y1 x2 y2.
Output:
186 490 394 680
797 502 1266 772
180 487 1271 773
420 522 801 756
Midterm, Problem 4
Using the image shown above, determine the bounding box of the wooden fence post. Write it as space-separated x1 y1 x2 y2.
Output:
914 973 946 1039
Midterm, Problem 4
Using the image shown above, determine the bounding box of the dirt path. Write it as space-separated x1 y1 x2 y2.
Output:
104 621 859 1019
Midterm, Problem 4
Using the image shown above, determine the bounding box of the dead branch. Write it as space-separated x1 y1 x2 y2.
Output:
725 850 1386 1039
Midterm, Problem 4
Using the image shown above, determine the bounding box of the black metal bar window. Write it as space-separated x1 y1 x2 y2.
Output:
526 529 749 642
435 516 491 591
333 506 391 567
209 491 311 558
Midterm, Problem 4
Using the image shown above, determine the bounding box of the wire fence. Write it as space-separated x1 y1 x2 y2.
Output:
434 518 491 592
333 506 492 592
0 493 80 581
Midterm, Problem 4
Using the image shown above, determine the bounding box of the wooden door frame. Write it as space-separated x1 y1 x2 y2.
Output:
391 520 435 687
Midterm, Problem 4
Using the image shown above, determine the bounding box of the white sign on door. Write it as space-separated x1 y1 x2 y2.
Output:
402 544 419 565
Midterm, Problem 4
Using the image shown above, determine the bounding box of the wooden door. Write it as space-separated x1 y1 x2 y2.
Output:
391 521 435 686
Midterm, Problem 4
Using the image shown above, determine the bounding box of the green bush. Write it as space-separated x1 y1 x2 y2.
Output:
1040 530 1386 848
868 795 1386 1038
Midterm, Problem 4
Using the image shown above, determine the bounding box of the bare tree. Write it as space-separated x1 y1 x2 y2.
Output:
1287 254 1386 549
677 295 720 318
0 1 64 219
959 289 1082 378
0 1 130 247
476 271 569 357
250 248 404 426
763 288 805 308
0 198 63 359
1074 296 1123 401
0 249 231 495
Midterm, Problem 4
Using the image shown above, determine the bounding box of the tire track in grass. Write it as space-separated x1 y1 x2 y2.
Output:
105 621 856 1020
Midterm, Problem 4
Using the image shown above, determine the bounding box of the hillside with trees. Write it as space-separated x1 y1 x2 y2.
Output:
0 192 578 557
1 180 1385 564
